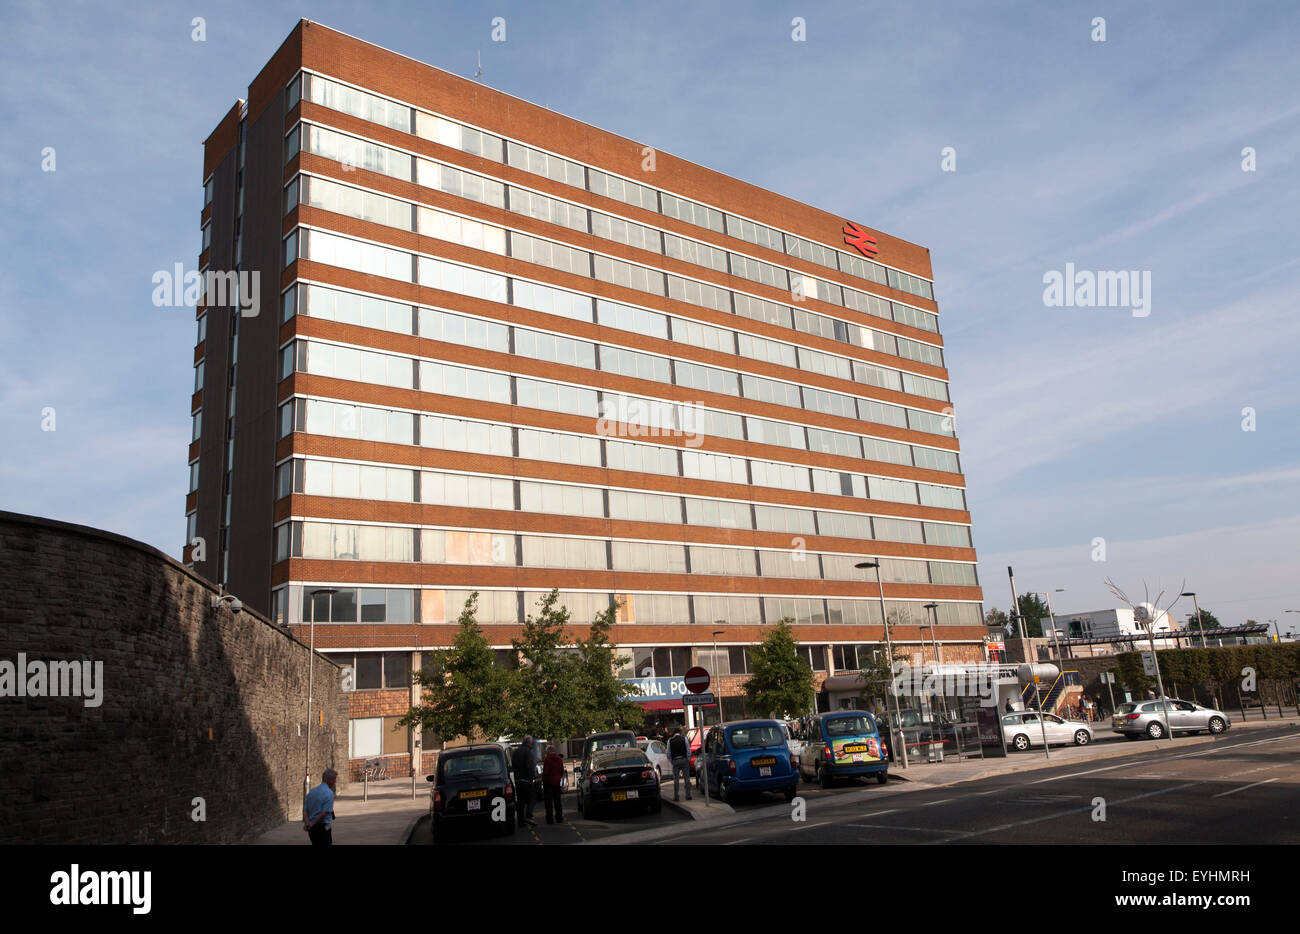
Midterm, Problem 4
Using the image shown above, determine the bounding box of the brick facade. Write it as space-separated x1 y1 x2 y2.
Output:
0 511 349 844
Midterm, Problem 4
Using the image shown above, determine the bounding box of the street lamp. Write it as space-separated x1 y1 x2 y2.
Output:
922 603 950 729
303 587 338 802
712 628 725 727
1180 592 1208 649
857 560 907 769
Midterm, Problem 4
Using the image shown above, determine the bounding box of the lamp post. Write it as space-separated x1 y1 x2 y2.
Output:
857 560 907 769
1180 592 1208 649
303 587 338 803
712 628 725 727
922 602 950 730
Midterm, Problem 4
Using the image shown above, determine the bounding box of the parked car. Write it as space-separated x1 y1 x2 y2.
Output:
1002 711 1094 751
576 746 662 819
575 730 639 785
636 737 672 781
1111 698 1230 740
427 743 516 843
697 720 800 804
798 710 889 788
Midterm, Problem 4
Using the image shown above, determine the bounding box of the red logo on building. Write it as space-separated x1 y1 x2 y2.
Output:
842 220 879 257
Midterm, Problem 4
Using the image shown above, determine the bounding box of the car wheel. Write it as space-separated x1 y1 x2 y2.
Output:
655 766 662 783
818 763 832 789
783 786 796 802
1147 721 1164 739
576 790 584 816
1209 717 1226 734
431 820 443 845
1012 733 1031 752
1074 730 1090 746
651 798 663 815
718 780 729 804
877 771 889 785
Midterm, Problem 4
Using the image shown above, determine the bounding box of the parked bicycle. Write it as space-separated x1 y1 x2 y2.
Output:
363 757 388 781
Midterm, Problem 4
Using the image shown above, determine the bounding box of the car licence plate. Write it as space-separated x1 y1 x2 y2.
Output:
752 757 777 766
759 767 772 777
611 790 638 801
844 744 870 754
466 799 481 811
461 789 487 798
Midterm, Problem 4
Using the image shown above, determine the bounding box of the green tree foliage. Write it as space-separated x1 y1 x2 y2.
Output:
1185 607 1222 631
510 590 582 743
571 599 644 735
742 619 815 718
399 593 511 743
1015 593 1051 639
984 606 1009 631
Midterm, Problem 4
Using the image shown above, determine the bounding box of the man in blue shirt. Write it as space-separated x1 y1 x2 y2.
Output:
303 768 338 845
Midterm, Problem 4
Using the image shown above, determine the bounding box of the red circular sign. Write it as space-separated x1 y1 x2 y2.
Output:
684 667 710 693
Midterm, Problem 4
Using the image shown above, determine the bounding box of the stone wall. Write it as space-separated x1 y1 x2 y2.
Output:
0 511 349 844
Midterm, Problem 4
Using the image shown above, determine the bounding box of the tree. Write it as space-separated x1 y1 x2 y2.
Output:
984 607 1009 632
855 642 908 712
510 589 583 743
1015 593 1051 639
1186 608 1222 631
571 600 644 735
742 619 815 718
399 593 511 744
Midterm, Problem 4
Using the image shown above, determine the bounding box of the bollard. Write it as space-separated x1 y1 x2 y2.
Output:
363 771 369 802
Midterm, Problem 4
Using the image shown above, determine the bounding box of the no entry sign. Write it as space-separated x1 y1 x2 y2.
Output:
684 666 710 694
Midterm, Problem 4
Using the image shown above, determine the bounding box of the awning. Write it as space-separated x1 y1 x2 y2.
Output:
637 699 685 711
821 674 867 693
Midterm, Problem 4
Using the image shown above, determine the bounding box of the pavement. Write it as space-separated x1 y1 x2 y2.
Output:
252 775 429 845
251 712 1300 844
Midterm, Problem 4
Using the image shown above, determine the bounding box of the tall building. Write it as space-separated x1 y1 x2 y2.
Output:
188 20 983 777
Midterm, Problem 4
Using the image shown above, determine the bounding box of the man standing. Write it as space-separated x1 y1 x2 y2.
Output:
303 768 338 845
542 742 565 824
512 737 538 828
667 727 692 802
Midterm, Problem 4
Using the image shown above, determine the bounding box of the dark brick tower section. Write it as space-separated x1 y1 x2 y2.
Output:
0 511 348 844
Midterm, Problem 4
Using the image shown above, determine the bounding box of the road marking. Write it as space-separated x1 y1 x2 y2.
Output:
861 808 900 818
1212 778 1278 798
1028 732 1300 784
848 823 958 833
723 837 754 845
918 797 954 806
928 781 1206 844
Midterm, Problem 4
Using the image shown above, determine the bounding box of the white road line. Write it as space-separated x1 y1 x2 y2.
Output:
1029 732 1300 784
1212 779 1278 798
918 798 954 806
723 837 754 845
847 823 956 833
927 781 1206 844
861 808 900 817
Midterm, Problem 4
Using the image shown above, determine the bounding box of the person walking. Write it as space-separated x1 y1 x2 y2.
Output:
1004 697 1014 713
512 736 538 827
302 768 338 845
667 727 692 801
542 741 565 824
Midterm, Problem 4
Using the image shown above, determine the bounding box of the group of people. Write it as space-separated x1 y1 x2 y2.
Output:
510 735 567 827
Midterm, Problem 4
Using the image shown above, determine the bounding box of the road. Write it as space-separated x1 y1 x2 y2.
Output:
407 787 690 845
652 726 1300 845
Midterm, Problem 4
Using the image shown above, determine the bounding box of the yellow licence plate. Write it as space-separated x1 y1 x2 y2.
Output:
612 790 638 801
751 757 777 766
461 789 487 799
844 744 870 754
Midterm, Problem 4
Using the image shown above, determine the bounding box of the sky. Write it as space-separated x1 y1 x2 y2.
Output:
1 1 1297 632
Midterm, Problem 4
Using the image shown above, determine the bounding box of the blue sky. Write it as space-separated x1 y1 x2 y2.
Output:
1 1 1297 630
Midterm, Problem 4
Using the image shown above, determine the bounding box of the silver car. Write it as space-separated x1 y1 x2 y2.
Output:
1002 711 1094 751
1111 698 1231 740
